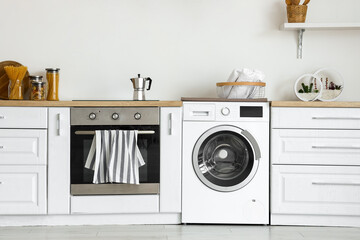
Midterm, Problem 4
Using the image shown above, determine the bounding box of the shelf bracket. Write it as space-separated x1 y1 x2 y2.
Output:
297 29 305 59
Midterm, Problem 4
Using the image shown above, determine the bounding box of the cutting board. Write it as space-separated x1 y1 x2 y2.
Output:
0 60 30 99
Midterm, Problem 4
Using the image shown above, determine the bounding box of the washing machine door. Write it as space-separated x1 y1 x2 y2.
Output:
192 125 261 192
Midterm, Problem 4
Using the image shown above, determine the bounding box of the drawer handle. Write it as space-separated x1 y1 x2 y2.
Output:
312 146 360 150
0 146 3 149
0 116 5 120
312 181 360 186
192 111 210 117
312 117 360 120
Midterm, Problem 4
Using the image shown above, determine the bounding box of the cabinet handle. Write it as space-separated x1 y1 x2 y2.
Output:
0 116 5 119
312 181 360 186
312 146 360 150
57 113 63 136
312 117 360 120
0 182 2 184
169 113 173 135
0 145 3 149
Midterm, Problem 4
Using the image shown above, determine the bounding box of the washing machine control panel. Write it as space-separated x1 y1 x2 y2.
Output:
183 102 269 122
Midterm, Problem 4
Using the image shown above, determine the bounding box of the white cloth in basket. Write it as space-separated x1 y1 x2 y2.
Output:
224 68 265 99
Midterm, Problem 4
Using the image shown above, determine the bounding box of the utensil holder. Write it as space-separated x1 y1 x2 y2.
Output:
287 5 308 23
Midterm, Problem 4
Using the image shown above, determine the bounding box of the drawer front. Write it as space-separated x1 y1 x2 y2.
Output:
272 165 360 216
272 129 360 165
71 195 159 214
0 166 47 214
272 107 360 129
0 107 47 129
183 103 215 121
0 130 47 165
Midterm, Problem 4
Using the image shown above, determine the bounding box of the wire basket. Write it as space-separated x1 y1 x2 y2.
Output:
216 82 266 99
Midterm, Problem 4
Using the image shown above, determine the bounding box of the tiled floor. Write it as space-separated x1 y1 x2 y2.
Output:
0 225 360 240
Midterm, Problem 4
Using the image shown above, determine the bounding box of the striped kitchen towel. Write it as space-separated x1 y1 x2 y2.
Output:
85 130 145 184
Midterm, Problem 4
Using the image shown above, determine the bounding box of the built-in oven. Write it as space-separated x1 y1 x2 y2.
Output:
70 107 160 196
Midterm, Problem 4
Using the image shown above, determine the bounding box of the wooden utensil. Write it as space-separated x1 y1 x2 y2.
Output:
286 0 292 5
303 0 310 5
0 60 29 99
292 0 300 5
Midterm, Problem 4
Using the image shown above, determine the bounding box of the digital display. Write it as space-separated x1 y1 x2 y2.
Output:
240 106 263 118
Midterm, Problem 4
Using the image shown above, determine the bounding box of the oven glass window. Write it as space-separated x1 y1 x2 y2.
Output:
71 125 160 184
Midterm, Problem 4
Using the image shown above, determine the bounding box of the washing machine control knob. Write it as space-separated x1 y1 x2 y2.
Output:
221 107 230 116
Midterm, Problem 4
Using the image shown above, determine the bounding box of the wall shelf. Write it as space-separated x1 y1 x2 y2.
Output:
281 23 360 59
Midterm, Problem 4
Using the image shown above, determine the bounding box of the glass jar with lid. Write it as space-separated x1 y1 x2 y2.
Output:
46 68 60 101
30 76 46 101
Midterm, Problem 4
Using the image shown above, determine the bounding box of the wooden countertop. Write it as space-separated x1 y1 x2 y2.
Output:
1 100 359 108
271 101 360 108
0 100 183 107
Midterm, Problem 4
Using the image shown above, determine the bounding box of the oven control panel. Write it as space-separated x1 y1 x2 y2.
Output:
71 107 159 126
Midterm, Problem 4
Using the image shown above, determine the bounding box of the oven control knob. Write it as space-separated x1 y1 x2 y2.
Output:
112 113 119 120
89 113 97 120
221 107 230 116
134 112 141 120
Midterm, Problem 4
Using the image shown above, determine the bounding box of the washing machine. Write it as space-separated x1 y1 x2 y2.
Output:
182 101 269 224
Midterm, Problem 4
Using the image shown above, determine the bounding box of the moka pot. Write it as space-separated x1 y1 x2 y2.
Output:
130 74 152 101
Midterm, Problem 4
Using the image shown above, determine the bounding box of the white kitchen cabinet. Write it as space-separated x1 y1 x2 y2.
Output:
71 195 159 214
47 108 70 214
0 129 47 165
0 107 47 129
0 107 48 215
272 165 360 216
271 107 360 227
272 129 360 165
272 107 360 129
160 107 182 213
0 166 47 214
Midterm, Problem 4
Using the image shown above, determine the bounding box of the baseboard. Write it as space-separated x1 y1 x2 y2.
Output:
271 214 360 227
0 213 181 227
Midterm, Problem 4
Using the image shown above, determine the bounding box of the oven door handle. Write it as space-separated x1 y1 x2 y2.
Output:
74 130 155 135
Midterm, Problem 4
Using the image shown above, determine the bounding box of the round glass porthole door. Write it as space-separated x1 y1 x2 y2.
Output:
192 125 260 192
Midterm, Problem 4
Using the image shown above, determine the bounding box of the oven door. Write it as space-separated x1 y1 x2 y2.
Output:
70 125 160 195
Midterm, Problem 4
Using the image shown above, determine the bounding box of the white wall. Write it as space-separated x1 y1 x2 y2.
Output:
1 0 360 101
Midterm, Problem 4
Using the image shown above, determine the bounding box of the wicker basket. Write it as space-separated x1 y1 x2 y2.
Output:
287 5 308 23
216 82 266 99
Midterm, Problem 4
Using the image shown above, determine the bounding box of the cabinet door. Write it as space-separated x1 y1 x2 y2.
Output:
272 165 360 216
0 107 47 128
160 107 182 213
0 166 46 214
272 107 360 129
0 129 47 165
272 129 360 165
47 108 70 214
